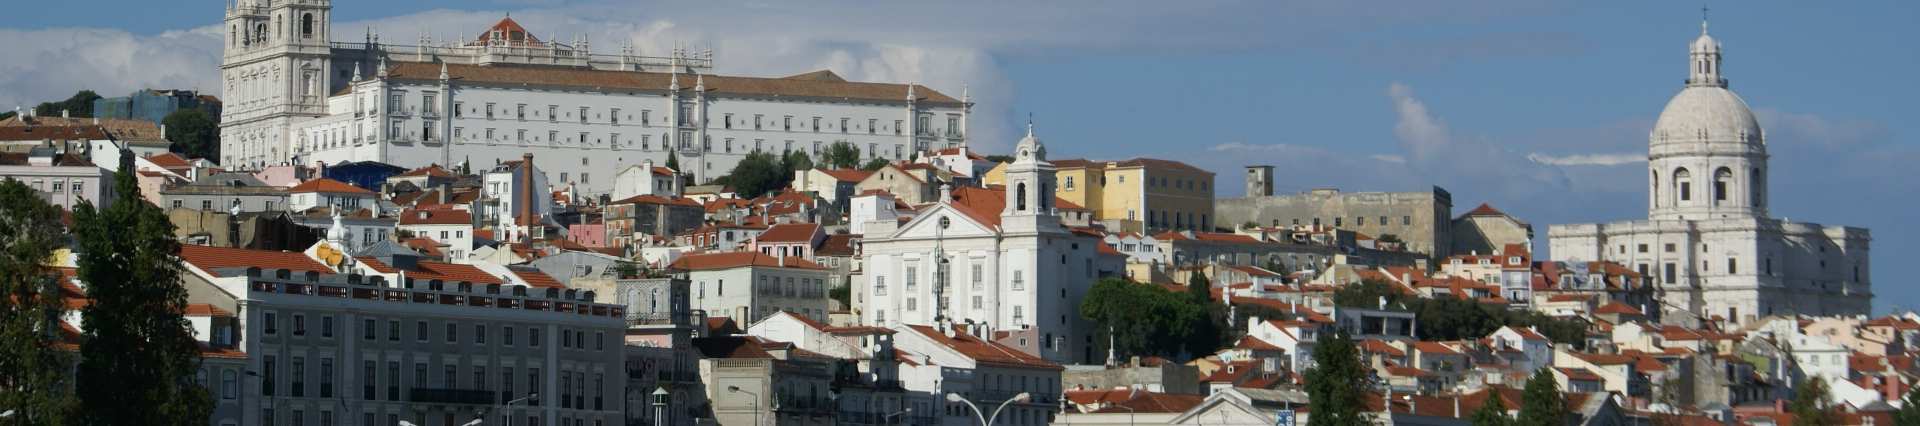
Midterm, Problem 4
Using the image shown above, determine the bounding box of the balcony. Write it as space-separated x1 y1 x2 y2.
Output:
409 388 494 405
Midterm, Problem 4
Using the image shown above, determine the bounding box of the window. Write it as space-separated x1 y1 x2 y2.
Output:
1664 263 1677 284
416 321 428 342
293 314 306 336
611 108 621 125
812 117 822 132
894 120 904 135
1665 243 1676 253
264 312 278 335
363 361 376 400
907 297 917 311
1728 258 1738 274
446 322 458 343
202 200 213 210
291 357 305 397
905 266 917 291
579 107 589 124
1012 270 1025 291
320 358 334 398
321 316 333 338
874 276 886 296
475 324 487 344
388 362 401 400
223 370 238 399
529 327 541 347
504 326 515 346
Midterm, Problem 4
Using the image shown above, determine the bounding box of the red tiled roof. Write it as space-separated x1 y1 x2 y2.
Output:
399 164 453 178
287 178 376 195
474 17 542 46
388 61 961 104
509 268 565 289
1555 367 1604 382
1594 302 1644 315
755 223 820 244
692 336 774 359
667 251 827 271
1360 339 1406 357
1411 341 1461 355
398 209 473 226
402 237 446 257
817 169 874 182
1463 203 1507 217
904 325 1062 370
179 245 333 277
356 257 506 285
611 194 702 207
185 304 235 317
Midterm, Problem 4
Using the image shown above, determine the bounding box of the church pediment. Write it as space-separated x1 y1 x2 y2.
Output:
891 205 996 240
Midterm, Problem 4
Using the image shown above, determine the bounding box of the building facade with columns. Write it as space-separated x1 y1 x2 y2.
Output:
219 1 970 194
1547 21 1871 325
859 126 1106 364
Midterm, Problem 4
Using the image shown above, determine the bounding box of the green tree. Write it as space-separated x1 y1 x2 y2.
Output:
821 141 862 169
1187 271 1211 303
1304 329 1368 426
1517 368 1567 426
779 151 814 190
35 90 102 118
1893 383 1920 426
828 284 851 309
1331 278 1406 309
1790 377 1836 426
1080 278 1210 359
721 151 786 198
1471 392 1513 426
665 150 681 171
0 179 77 424
162 109 219 160
70 150 214 426
860 158 889 171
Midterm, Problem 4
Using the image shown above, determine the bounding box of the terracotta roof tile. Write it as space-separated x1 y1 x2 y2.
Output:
398 209 473 226
356 257 506 285
185 304 235 317
179 245 333 277
754 223 821 244
387 62 961 104
905 325 1061 370
667 252 826 271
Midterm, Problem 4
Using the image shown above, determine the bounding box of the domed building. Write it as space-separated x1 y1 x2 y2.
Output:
1548 21 1871 325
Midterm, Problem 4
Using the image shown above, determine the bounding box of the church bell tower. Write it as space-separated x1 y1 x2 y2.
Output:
220 0 335 169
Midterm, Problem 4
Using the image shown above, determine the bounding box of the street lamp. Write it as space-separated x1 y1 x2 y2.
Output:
883 407 913 425
946 392 1030 426
486 392 538 426
727 386 761 426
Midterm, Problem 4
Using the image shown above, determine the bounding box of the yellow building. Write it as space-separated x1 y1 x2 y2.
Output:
984 157 1214 233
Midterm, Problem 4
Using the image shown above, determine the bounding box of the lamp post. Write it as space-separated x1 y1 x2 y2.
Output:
946 392 1030 426
488 392 538 426
727 386 761 426
650 387 669 426
883 407 913 425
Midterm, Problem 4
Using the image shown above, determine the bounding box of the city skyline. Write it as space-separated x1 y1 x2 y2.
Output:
0 0 1912 312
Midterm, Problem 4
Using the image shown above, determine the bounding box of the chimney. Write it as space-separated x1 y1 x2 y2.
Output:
520 153 535 240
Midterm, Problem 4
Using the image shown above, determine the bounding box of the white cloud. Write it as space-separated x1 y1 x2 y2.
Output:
1753 108 1886 148
1370 154 1407 164
1387 82 1449 163
1525 152 1643 166
0 26 221 109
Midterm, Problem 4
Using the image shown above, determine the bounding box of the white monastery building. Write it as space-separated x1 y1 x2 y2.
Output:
1548 20 1871 325
219 0 971 194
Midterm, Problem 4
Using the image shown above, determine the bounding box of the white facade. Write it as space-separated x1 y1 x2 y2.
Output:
220 2 971 195
1547 22 1871 325
681 256 833 324
610 160 679 201
178 241 628 426
860 127 1104 364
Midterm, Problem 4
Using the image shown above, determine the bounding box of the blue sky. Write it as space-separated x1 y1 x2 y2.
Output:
4 1 1914 312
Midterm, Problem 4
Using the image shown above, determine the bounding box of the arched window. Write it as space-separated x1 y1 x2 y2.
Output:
1673 168 1692 203
1015 183 1028 212
255 24 267 43
301 14 314 38
231 25 237 47
1713 167 1734 204
1751 168 1764 208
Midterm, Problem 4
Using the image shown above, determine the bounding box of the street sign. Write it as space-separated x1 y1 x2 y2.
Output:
1275 409 1295 426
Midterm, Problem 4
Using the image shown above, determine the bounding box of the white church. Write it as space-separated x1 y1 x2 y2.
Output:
216 0 971 193
1548 20 1872 325
859 126 1108 364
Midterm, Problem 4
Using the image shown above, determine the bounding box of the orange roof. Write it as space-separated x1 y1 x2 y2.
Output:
1360 339 1407 357
146 152 193 170
356 257 507 285
904 325 1062 370
387 61 961 104
185 304 235 317
817 168 874 182
1554 367 1604 382
668 251 827 271
611 194 702 207
179 245 333 277
509 268 565 289
1411 341 1461 355
399 164 453 178
474 16 542 46
287 178 375 195
1594 302 1644 316
1462 203 1508 217
398 209 473 226
754 223 820 244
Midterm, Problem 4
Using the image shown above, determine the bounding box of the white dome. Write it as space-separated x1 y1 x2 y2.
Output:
1652 86 1760 144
